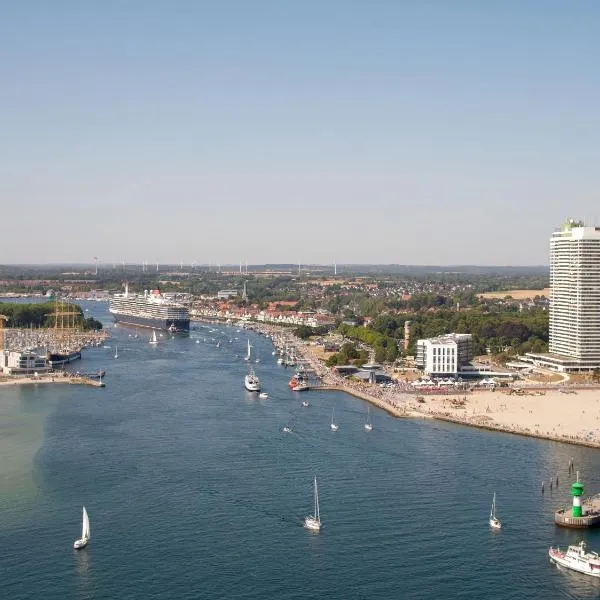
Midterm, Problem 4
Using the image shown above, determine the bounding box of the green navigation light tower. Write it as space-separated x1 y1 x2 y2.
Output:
572 472 584 518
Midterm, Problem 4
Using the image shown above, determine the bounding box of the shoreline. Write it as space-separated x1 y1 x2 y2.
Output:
0 375 104 387
212 317 600 451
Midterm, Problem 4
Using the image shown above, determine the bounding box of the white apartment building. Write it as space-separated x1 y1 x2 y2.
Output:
531 219 600 371
416 333 473 376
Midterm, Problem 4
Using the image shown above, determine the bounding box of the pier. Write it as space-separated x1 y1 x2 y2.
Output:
555 495 600 528
0 373 105 388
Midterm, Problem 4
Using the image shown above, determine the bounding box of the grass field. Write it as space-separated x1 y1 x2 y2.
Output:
479 288 549 300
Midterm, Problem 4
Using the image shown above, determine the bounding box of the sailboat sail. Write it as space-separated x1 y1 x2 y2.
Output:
246 339 251 360
82 506 90 540
314 477 320 522
490 493 496 520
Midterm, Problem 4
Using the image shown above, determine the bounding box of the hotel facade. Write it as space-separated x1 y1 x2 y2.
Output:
529 219 600 372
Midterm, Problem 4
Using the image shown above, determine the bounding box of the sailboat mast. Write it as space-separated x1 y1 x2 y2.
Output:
314 477 319 521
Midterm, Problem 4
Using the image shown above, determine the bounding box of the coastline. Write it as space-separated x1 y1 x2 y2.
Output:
197 317 600 451
0 374 104 387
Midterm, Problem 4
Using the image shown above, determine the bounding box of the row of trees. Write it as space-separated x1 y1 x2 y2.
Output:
0 302 103 330
369 308 548 357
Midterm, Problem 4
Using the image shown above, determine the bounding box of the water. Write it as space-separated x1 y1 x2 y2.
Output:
2 302 600 599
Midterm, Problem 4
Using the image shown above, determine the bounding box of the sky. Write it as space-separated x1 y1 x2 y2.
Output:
2 1 599 265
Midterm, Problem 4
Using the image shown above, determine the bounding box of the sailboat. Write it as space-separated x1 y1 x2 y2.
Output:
304 477 321 531
364 406 373 431
489 493 502 529
244 339 251 362
330 408 339 431
114 345 119 359
73 506 91 549
149 330 158 345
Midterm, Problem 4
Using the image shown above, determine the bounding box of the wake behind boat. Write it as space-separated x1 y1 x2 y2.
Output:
73 506 90 550
549 540 600 577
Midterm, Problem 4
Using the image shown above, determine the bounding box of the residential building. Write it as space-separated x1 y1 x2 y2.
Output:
416 333 473 376
217 289 238 299
528 219 600 371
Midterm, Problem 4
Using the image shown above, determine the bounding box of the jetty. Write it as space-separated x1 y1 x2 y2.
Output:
0 373 105 388
555 475 600 528
555 496 600 528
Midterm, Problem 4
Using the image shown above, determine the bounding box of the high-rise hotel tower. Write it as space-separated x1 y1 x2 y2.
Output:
546 219 600 371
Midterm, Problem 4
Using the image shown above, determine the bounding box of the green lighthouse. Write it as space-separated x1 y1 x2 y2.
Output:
571 472 584 518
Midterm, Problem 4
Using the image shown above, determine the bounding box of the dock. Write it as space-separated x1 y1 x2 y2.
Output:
555 494 600 528
0 373 105 388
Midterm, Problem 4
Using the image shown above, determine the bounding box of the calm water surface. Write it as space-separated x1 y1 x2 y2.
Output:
2 301 600 599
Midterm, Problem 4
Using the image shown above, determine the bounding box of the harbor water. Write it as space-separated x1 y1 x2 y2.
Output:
2 301 600 599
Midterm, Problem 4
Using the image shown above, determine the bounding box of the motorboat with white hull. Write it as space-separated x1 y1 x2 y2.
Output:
304 477 321 532
73 506 90 550
549 541 600 577
244 367 261 392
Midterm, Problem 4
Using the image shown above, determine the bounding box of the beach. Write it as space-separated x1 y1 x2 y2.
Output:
202 318 600 449
411 388 600 448
292 333 600 449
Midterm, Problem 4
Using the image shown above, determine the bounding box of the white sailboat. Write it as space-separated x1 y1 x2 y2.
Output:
244 339 251 362
330 408 339 431
364 406 373 431
304 477 321 531
114 345 119 359
489 492 502 529
73 506 91 549
149 330 158 345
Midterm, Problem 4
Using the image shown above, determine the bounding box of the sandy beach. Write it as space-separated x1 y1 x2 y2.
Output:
292 334 600 449
410 388 600 448
199 318 600 449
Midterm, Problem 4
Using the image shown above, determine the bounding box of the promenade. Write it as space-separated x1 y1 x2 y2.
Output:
238 319 600 450
0 372 105 388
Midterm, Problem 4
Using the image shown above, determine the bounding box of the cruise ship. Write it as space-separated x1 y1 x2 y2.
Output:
109 285 190 332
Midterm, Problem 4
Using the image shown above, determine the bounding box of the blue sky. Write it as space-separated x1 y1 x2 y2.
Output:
2 1 599 265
